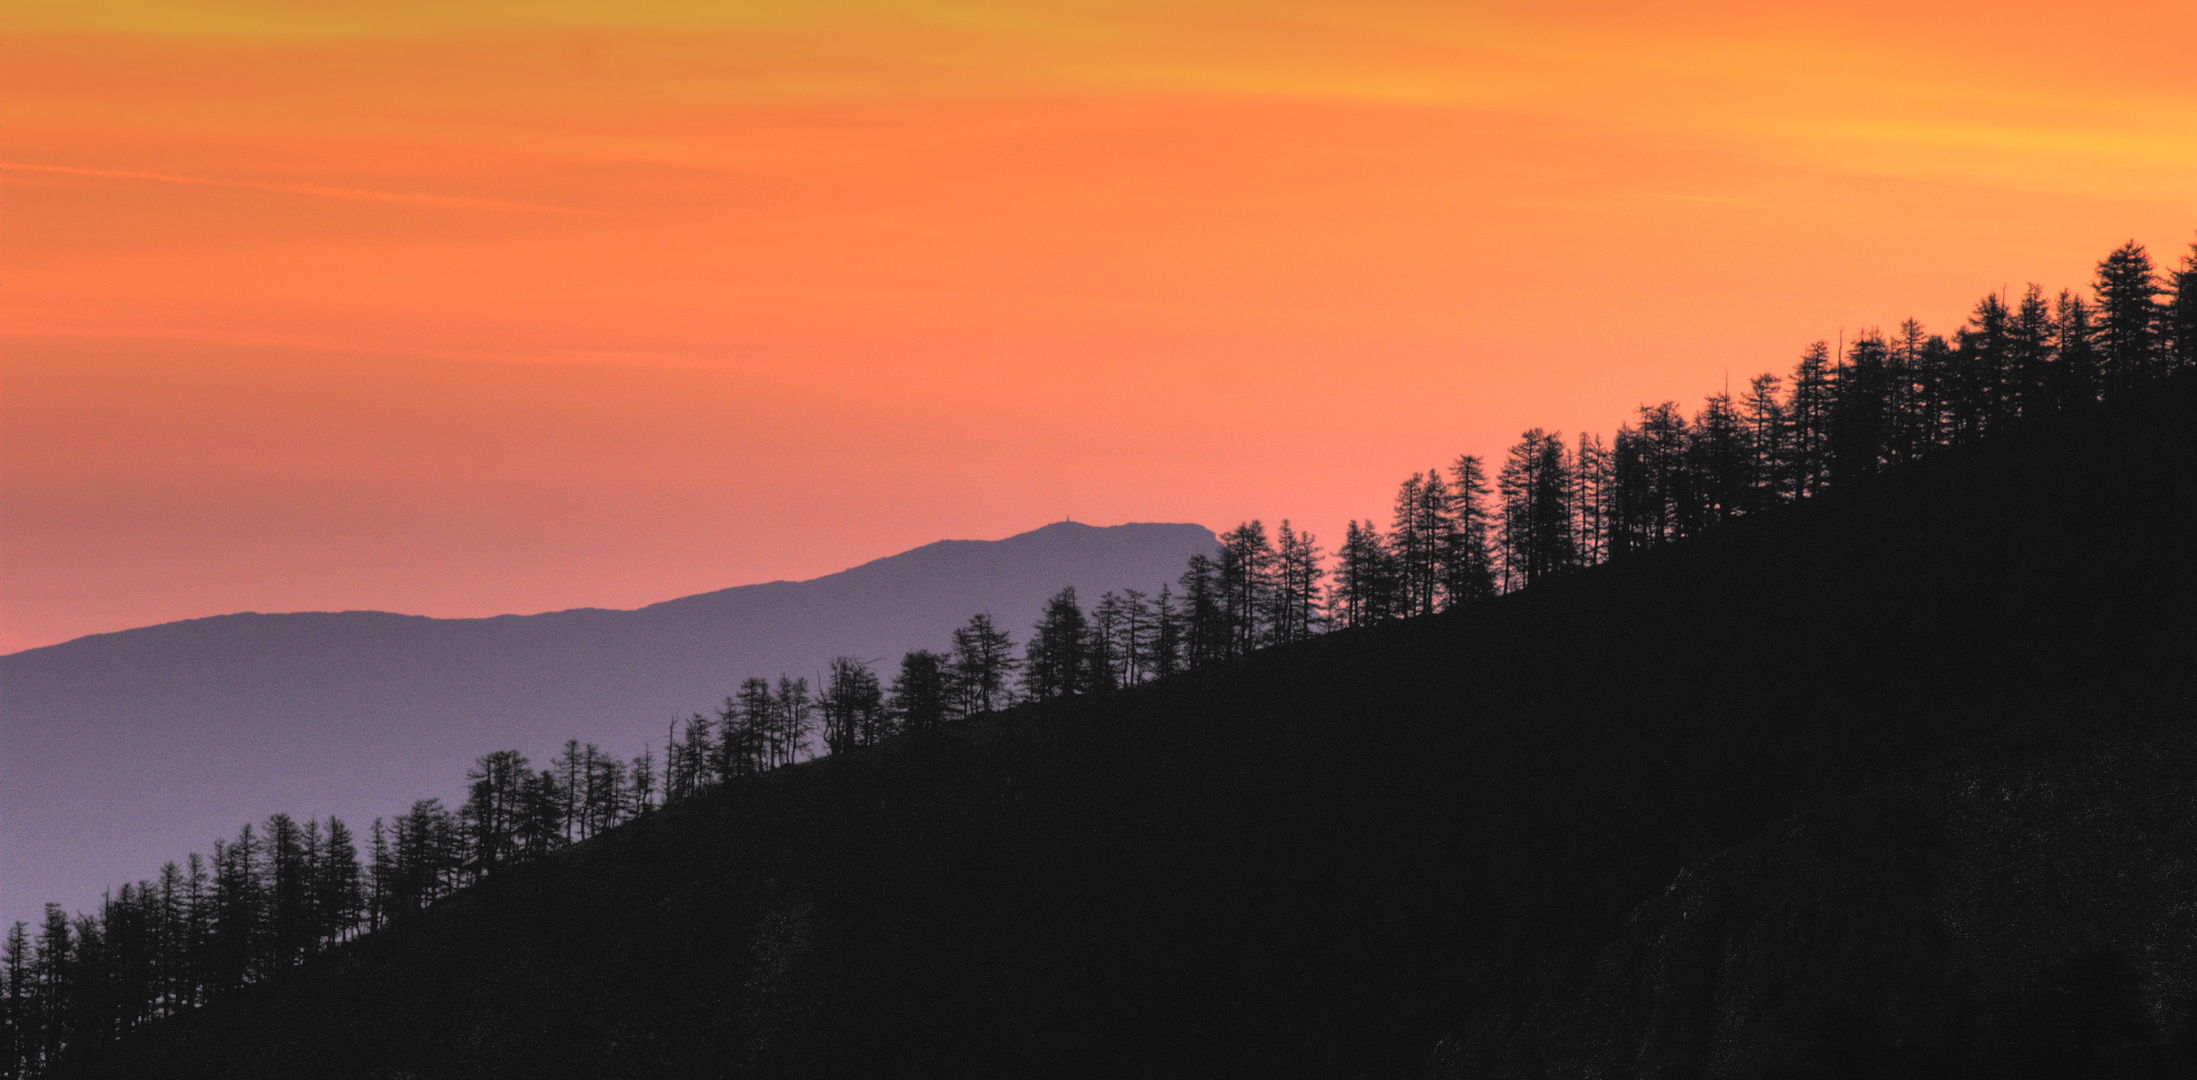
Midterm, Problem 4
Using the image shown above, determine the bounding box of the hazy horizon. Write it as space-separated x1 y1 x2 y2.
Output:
1 518 1209 655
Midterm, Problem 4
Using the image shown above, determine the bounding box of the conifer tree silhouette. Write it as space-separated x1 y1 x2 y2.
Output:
627 749 656 816
1270 521 1327 643
1690 392 1749 525
1023 588 1091 702
1565 436 1611 570
316 819 363 948
2166 241 2197 371
1388 475 1451 616
890 650 952 733
949 613 1018 716
2007 285 2052 424
1089 591 1128 691
1120 588 1155 684
2052 290 2100 413
1739 373 1788 509
1176 554 1226 669
1787 343 1836 496
733 679 775 777
771 677 812 767
1218 522 1278 653
821 657 885 755
4 920 30 1077
2094 241 2162 394
1446 456 1499 604
1499 429 1575 588
1831 330 1893 483
1150 584 1184 679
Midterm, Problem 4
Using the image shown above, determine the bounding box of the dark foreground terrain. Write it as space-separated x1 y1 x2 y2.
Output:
62 379 2197 1079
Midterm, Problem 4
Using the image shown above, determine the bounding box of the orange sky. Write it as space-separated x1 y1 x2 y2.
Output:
5 0 2193 652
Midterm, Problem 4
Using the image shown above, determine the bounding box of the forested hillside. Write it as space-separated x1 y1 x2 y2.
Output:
10 239 2196 1078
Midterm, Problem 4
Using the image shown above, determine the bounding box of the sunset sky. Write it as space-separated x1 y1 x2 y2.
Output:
5 0 2193 652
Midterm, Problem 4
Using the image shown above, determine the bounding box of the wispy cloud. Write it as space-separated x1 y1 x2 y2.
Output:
2 162 580 214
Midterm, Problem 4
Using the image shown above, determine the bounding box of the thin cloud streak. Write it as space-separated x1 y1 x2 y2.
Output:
2 161 583 214
0 324 706 371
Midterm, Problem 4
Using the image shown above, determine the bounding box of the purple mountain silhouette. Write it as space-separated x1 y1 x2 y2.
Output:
1 520 1215 924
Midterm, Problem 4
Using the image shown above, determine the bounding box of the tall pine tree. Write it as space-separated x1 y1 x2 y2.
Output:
2093 240 2162 394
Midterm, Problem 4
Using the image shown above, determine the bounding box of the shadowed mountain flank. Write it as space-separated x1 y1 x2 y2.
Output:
0 521 1216 925
1447 722 2197 1078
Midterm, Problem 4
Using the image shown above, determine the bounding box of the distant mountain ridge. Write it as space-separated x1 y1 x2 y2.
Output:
0 520 1216 925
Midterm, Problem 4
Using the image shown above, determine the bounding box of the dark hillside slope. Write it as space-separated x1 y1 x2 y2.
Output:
1451 721 2197 1078
64 381 2197 1079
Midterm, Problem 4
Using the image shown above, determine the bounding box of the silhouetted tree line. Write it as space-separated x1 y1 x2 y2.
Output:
0 740 671 1076
5 237 2192 1079
0 814 368 1077
0 602 1074 1076
1316 239 2197 619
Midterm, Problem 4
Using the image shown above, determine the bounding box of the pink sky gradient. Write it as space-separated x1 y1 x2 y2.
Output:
6 0 2193 651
